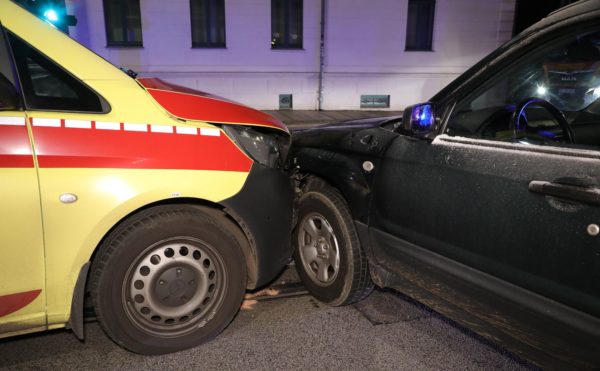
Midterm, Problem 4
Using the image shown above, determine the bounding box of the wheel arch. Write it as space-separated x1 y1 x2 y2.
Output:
69 197 258 339
292 148 373 225
86 197 258 291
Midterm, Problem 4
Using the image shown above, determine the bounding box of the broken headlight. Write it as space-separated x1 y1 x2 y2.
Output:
223 125 287 168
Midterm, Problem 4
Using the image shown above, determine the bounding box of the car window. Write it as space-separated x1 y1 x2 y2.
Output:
6 30 105 112
446 29 600 150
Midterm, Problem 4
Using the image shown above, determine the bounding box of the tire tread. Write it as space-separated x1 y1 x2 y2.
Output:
299 177 374 306
88 205 245 354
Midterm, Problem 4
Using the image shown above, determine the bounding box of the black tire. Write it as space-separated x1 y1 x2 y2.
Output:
89 205 246 355
293 177 373 306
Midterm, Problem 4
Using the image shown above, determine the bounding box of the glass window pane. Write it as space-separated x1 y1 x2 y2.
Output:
191 0 225 47
406 0 434 51
7 32 103 112
104 0 124 43
271 0 303 49
271 0 285 47
191 0 208 44
104 0 142 46
447 30 600 150
288 0 303 48
215 0 226 44
125 0 143 43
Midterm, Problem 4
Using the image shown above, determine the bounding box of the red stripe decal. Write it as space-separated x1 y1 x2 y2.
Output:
0 125 34 168
0 289 42 317
33 125 252 171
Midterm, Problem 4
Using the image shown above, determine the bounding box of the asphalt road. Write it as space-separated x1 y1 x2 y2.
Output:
0 267 535 371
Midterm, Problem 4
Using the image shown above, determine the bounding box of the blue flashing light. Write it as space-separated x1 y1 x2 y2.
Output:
43 9 59 23
411 103 434 132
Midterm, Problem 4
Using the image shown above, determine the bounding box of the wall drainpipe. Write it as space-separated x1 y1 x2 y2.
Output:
317 0 326 110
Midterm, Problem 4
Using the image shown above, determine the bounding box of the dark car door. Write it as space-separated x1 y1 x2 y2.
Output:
368 25 600 363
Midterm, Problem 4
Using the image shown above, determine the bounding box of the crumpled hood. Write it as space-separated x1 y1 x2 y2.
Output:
138 78 288 133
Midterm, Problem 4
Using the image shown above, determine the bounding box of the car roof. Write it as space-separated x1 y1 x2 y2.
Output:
522 0 600 36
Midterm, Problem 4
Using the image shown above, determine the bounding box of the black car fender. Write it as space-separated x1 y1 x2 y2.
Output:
290 124 399 225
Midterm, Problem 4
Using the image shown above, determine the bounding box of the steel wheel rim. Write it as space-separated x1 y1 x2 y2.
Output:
297 212 340 287
123 237 227 337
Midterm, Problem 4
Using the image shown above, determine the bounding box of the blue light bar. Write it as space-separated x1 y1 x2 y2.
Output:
43 8 59 23
410 103 434 132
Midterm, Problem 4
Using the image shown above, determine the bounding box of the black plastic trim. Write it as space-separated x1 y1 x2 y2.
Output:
221 163 294 288
67 261 90 340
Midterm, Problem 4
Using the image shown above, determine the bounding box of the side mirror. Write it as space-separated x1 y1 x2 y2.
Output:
402 103 437 137
0 75 20 110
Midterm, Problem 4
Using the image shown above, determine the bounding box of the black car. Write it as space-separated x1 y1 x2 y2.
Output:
289 1 600 369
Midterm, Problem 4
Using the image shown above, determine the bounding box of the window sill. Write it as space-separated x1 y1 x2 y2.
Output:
192 45 227 49
271 46 305 51
106 44 144 48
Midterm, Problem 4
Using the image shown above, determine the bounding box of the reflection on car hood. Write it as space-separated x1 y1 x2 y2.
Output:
291 115 402 156
138 78 288 133
294 115 401 134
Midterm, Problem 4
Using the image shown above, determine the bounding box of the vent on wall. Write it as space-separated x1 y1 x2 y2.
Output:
360 95 390 109
279 94 293 109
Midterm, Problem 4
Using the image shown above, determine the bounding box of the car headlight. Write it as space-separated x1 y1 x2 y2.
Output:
223 125 287 168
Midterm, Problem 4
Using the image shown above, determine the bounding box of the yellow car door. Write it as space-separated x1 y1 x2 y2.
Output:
0 24 46 336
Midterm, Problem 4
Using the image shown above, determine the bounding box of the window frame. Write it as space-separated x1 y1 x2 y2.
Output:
103 0 143 48
0 25 22 111
6 30 110 114
190 0 227 48
271 0 303 50
442 25 600 150
405 0 436 52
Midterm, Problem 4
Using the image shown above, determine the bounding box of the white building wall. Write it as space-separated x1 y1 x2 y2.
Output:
66 0 515 110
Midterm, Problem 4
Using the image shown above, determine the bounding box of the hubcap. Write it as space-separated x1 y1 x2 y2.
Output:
123 238 226 336
297 213 340 286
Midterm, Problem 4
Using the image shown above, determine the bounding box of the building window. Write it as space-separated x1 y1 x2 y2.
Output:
271 0 303 49
405 0 435 51
190 0 226 48
103 0 143 47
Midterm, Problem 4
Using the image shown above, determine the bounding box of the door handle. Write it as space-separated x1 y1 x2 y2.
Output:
529 180 600 206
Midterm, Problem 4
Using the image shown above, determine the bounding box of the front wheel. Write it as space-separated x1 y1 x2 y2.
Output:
293 178 373 306
89 205 246 354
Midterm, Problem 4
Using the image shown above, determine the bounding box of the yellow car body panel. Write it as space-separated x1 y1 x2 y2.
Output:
0 166 46 336
40 168 248 325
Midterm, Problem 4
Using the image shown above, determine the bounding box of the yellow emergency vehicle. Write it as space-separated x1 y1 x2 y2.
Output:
0 1 292 354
